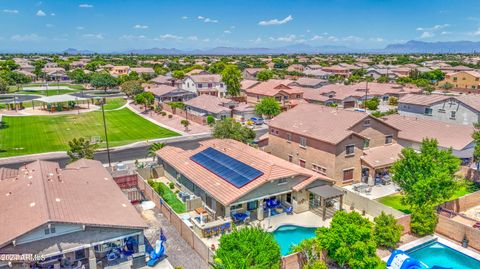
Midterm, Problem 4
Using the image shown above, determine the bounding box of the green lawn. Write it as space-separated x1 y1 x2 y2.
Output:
0 108 179 157
16 89 80 96
377 181 479 214
103 98 127 110
148 181 186 213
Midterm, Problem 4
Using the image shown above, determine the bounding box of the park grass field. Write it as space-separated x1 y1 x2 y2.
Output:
103 98 127 110
16 89 80 96
0 108 179 157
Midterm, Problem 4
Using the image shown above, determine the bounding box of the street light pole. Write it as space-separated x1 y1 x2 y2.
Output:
101 97 112 167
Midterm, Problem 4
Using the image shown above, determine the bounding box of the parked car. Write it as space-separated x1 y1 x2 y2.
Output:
250 117 264 125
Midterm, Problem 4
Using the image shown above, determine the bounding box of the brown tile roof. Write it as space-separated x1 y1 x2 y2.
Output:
381 114 475 150
398 94 451 106
0 159 147 247
0 167 18 181
318 82 422 101
130 67 155 74
156 139 334 205
245 79 303 96
455 94 480 112
301 88 331 102
361 144 403 169
150 75 172 84
184 94 232 114
268 103 370 144
291 77 327 87
241 79 260 90
146 85 177 96
189 74 222 83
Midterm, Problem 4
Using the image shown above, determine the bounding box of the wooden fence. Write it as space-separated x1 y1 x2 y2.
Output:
440 190 480 213
436 214 480 252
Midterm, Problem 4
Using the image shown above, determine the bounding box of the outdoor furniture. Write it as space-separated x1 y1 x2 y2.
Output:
232 212 249 223
285 206 293 215
195 207 207 215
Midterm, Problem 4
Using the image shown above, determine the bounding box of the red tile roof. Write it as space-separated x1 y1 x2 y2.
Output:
0 159 147 247
156 139 334 205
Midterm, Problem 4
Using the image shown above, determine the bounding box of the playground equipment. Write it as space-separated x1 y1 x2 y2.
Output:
387 250 429 269
147 229 167 267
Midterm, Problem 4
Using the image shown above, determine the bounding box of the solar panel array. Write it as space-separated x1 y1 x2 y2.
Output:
190 147 264 188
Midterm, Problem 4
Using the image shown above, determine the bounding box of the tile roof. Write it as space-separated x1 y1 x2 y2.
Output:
184 94 233 114
317 82 422 101
300 88 331 102
455 94 480 112
0 159 147 247
130 67 155 74
189 74 222 83
268 103 371 144
245 79 303 96
241 79 260 90
150 75 172 84
381 114 475 150
291 77 327 87
156 139 334 205
361 144 403 169
146 85 177 96
398 94 451 106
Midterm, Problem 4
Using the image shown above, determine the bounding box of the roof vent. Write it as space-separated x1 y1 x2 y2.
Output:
55 198 61 202
6 192 12 196
122 203 127 207
29 202 36 207
104 177 109 181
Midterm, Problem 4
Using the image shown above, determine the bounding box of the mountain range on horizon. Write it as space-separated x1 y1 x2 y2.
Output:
29 40 480 55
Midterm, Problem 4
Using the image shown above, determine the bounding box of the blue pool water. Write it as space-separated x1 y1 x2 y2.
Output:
272 225 317 256
406 241 480 269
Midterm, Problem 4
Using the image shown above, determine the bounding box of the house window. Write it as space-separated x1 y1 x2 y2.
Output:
286 133 292 142
247 201 258 211
230 204 242 211
44 225 56 235
270 128 275 134
75 249 86 260
299 159 306 168
363 119 371 126
343 169 354 182
296 94 301 98
288 155 293 162
208 83 213 88
363 139 370 148
345 145 355 156
385 135 393 144
278 178 288 185
450 111 456 119
220 83 224 87
424 108 433 116
299 137 307 148
286 193 292 204
198 83 202 88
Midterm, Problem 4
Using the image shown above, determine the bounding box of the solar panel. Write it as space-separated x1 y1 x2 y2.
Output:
190 147 264 188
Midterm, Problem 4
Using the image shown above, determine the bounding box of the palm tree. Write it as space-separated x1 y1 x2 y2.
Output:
147 142 165 161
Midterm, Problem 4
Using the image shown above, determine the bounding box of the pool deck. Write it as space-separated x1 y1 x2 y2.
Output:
382 234 480 262
261 211 331 232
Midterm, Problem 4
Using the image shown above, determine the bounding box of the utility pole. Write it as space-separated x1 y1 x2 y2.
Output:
101 97 112 167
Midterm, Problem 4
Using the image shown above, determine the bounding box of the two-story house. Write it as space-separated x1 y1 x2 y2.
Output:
398 93 480 125
181 74 226 97
439 71 480 90
184 94 256 122
243 79 304 109
265 103 402 186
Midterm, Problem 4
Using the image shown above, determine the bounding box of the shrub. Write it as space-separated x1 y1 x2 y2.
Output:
206 115 215 125
373 212 403 249
168 114 173 119
388 96 398 106
411 206 438 236
169 182 175 189
161 111 167 116
363 97 380 110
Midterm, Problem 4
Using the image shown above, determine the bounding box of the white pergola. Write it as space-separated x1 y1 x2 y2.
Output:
37 94 87 104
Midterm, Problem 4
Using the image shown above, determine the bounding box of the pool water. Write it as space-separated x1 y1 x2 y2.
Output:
406 242 480 269
272 225 317 256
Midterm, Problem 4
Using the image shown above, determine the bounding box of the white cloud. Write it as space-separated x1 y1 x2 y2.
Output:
370 37 385 42
82 33 104 40
202 38 210 42
11 33 43 42
259 15 293 26
224 30 231 34
79 4 93 8
50 13 55 16
36 10 46 16
311 35 323 41
181 16 188 19
155 34 182 40
417 24 449 31
420 31 434 38
197 16 218 23
269 34 296 42
342 35 363 42
76 26 85 30
2 9 19 14
133 24 149 29
470 28 480 36
250 37 263 44
120 34 146 40
440 31 451 35
188 36 198 41
327 35 339 42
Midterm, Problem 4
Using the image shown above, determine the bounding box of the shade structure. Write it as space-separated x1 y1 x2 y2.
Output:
190 147 264 188
36 94 87 104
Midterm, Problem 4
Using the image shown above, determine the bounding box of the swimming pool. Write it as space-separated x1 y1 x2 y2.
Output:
406 241 480 269
272 225 317 256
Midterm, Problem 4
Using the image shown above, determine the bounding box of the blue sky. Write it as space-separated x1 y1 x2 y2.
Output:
0 0 480 52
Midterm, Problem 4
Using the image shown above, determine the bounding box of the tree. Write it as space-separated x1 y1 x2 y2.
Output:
117 71 140 84
316 211 383 269
212 118 256 144
212 226 281 269
67 137 98 163
472 125 480 171
441 82 454 90
172 70 185 79
410 205 438 236
180 119 190 131
391 138 461 208
256 70 274 81
388 96 398 106
0 78 8 94
208 61 227 74
121 80 144 97
363 97 380 110
134 92 155 111
68 69 90 84
255 97 281 118
147 142 165 161
373 212 403 249
206 115 215 125
290 238 327 269
221 65 242 97
376 75 389 83
90 72 118 93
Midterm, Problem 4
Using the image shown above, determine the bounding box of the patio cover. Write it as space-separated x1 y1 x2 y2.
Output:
360 143 403 169
36 94 87 104
308 185 344 199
